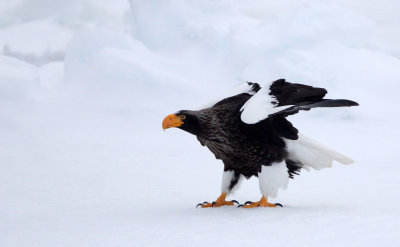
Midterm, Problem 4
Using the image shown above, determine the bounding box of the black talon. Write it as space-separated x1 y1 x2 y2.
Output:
196 201 210 208
257 204 260 207
211 201 216 207
237 204 244 208
275 203 283 207
231 200 239 205
244 201 252 205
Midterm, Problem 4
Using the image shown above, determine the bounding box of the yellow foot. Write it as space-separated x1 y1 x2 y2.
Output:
196 193 239 208
239 196 283 208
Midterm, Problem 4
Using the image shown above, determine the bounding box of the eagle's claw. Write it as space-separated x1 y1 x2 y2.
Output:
196 201 210 208
211 200 238 207
231 200 239 205
238 201 253 207
239 197 283 208
197 199 239 208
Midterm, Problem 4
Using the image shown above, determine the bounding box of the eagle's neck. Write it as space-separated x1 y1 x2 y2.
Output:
192 109 231 142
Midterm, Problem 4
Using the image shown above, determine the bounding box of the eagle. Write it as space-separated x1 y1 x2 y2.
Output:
162 79 358 208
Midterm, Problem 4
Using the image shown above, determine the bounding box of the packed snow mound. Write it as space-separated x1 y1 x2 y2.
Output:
0 0 130 65
0 55 39 100
0 19 72 64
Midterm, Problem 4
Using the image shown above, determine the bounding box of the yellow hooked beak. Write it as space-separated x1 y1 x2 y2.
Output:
162 114 184 130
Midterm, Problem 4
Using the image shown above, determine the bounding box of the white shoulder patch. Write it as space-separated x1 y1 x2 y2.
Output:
198 82 257 110
240 85 292 124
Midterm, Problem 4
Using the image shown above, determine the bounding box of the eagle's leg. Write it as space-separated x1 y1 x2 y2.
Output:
240 162 288 208
197 170 241 208
240 196 282 208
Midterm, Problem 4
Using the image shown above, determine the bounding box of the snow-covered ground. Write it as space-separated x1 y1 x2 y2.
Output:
1 1 400 246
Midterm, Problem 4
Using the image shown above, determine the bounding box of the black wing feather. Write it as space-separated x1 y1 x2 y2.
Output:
271 116 299 140
268 79 358 117
270 79 327 106
270 99 359 117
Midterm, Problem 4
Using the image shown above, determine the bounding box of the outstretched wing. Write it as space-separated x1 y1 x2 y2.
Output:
198 82 260 109
240 79 358 124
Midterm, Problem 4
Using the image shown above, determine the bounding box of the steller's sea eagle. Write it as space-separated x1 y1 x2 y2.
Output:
162 79 358 208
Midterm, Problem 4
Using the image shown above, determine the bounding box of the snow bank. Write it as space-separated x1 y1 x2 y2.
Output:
0 55 39 102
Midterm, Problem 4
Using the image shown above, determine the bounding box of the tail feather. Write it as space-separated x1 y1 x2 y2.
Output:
285 133 354 171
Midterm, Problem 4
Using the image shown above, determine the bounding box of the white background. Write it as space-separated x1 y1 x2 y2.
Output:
1 1 399 246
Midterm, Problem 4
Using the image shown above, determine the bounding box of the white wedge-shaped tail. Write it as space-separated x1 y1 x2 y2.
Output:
285 133 354 171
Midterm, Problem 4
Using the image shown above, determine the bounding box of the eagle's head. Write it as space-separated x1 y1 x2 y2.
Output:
162 110 201 135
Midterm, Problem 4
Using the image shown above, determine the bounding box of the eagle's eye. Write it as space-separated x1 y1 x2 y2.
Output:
180 115 186 120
